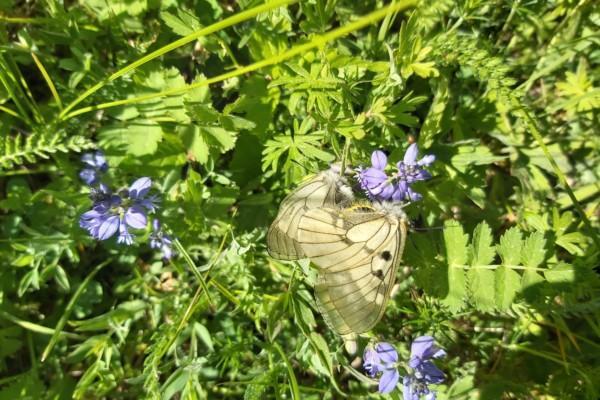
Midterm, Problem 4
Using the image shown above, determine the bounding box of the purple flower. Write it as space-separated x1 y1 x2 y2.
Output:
79 177 156 245
79 151 108 185
395 144 435 202
356 151 402 201
356 144 435 203
402 336 446 400
149 219 174 260
363 342 400 394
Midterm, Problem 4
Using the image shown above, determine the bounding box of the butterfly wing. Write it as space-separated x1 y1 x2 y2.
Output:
297 207 407 335
267 170 351 260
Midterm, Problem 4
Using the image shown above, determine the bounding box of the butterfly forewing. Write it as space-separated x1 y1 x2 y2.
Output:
297 207 407 335
267 169 352 260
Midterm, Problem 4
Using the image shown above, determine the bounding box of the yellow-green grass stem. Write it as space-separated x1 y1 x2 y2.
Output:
58 0 299 120
62 0 418 120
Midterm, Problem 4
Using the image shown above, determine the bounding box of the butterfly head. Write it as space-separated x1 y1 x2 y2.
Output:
372 201 407 220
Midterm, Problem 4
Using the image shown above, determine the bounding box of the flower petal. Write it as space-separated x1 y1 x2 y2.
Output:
125 206 147 229
128 177 152 199
79 169 97 185
406 187 422 202
419 361 445 384
418 154 436 167
410 336 435 361
403 376 417 400
376 342 398 364
117 222 134 245
379 369 400 394
362 168 388 187
403 143 419 164
391 183 406 201
363 347 381 377
371 150 388 170
97 215 120 240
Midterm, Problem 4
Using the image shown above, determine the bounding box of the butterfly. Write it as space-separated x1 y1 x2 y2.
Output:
267 166 354 260
296 202 408 337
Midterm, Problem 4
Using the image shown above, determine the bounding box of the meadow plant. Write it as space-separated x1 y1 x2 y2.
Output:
0 0 598 399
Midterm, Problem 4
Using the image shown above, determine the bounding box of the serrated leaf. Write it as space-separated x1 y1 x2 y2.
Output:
544 263 575 284
443 264 466 312
442 221 468 311
494 266 521 310
470 222 495 266
521 232 546 268
497 227 523 266
444 220 469 266
467 268 495 312
161 9 201 36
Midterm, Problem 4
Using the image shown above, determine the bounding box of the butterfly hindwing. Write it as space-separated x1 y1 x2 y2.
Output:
297 206 407 335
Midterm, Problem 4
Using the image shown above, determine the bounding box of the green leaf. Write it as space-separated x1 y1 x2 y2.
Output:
470 222 495 266
494 265 521 310
161 8 202 36
444 220 469 266
521 232 546 268
467 268 495 312
442 221 468 311
497 227 523 266
544 263 575 284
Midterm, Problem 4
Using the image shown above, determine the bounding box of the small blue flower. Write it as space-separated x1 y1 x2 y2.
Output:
394 144 435 202
363 342 401 394
80 177 156 245
402 336 446 400
79 151 108 185
357 144 435 202
149 219 174 260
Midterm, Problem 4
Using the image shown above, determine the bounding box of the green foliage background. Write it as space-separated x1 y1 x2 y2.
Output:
0 0 599 398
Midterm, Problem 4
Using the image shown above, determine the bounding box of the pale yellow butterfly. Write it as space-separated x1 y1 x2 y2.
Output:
296 202 408 337
267 166 354 260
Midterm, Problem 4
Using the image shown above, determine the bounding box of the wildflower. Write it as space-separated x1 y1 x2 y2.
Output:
357 144 435 202
403 336 446 400
149 219 174 259
79 151 108 185
394 144 435 202
356 151 400 201
363 342 400 394
79 177 155 244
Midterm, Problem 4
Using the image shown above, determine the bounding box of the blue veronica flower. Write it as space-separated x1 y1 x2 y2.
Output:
80 177 156 244
403 336 446 400
149 219 174 259
357 144 435 202
79 151 108 185
363 342 401 394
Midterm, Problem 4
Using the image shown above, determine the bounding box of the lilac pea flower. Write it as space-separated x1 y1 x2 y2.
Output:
79 177 156 245
128 177 160 212
79 151 108 185
363 342 401 394
395 144 435 202
402 336 446 400
357 151 396 201
409 336 446 383
149 219 174 260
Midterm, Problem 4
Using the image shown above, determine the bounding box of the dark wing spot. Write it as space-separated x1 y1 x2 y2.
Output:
381 251 392 261
372 269 384 280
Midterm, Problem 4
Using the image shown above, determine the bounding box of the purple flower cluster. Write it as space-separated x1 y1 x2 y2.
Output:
357 144 435 202
363 336 446 399
78 151 173 259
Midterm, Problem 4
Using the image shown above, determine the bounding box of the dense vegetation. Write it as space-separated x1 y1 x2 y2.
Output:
0 0 598 398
